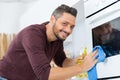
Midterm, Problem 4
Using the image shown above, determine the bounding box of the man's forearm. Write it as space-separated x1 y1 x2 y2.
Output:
49 65 82 80
49 50 98 80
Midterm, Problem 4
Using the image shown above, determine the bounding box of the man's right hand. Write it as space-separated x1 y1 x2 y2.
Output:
79 49 98 72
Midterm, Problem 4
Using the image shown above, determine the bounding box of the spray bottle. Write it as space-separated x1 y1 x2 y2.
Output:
76 47 88 80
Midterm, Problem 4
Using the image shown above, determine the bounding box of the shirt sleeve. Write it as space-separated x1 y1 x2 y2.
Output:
21 27 50 80
53 43 66 67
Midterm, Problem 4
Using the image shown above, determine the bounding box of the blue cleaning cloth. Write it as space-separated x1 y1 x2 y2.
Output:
88 46 106 80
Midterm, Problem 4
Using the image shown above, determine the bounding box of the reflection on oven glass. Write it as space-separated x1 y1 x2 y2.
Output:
92 17 120 57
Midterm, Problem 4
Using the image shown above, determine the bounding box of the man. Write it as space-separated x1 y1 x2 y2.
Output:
0 4 98 80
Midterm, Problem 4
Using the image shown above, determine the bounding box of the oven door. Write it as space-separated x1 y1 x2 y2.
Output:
85 1 120 80
95 17 120 80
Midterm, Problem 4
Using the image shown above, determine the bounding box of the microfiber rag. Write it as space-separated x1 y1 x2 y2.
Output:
88 46 106 80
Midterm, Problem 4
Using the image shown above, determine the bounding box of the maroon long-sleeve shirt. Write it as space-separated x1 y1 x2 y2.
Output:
0 22 66 80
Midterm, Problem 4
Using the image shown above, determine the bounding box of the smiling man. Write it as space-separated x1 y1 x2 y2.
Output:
0 4 98 80
47 12 75 41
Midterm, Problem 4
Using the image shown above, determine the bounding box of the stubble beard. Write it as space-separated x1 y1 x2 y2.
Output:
52 23 65 41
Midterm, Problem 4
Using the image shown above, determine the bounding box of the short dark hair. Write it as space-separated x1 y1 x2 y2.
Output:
51 4 77 19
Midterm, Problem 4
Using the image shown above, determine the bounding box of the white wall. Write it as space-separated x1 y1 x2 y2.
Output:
19 0 80 29
0 2 25 33
0 1 41 34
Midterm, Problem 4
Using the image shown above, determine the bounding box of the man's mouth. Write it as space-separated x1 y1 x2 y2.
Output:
61 31 69 38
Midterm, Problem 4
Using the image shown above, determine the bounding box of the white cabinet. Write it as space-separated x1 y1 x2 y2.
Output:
84 0 118 18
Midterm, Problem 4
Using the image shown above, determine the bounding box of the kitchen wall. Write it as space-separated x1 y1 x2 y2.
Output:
0 1 39 33
19 0 80 29
0 2 22 33
0 1 33 58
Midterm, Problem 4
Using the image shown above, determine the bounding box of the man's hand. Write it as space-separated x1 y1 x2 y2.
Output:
79 50 98 72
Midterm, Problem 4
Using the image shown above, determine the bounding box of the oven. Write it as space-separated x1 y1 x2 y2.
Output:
84 0 120 79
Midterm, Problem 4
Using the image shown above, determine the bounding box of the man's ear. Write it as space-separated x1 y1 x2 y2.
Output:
50 15 56 23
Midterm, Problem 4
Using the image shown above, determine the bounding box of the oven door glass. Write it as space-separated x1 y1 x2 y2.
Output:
92 16 120 58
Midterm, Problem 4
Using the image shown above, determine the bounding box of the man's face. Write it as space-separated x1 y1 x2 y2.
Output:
52 13 76 41
100 24 113 44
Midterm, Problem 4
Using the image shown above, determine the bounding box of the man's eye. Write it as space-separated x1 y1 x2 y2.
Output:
71 26 74 29
62 23 67 26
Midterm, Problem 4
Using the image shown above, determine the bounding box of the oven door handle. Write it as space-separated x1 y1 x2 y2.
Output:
90 8 120 24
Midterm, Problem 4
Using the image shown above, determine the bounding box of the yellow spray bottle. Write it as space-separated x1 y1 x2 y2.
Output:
76 47 88 79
